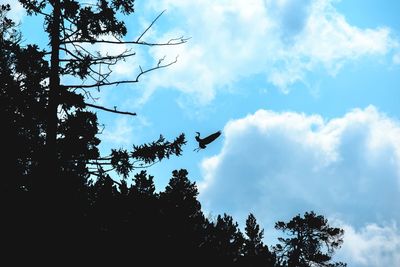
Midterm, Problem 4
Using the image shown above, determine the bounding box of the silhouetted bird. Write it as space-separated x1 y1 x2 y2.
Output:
194 130 221 152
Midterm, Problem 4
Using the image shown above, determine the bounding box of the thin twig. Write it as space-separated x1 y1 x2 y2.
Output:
136 10 166 42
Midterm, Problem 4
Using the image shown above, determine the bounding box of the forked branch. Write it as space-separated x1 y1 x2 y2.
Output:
64 55 178 89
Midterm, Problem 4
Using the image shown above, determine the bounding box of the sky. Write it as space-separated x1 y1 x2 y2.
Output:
4 0 400 266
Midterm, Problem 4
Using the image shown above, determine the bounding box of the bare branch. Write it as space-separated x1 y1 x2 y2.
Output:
60 47 83 60
136 55 177 81
79 89 99 102
65 80 134 89
64 56 178 89
85 102 136 116
59 52 136 63
70 43 97 58
61 37 190 46
61 28 80 42
60 15 79 42
136 10 166 42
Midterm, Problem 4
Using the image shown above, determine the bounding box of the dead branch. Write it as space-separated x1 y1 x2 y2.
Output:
60 37 190 46
85 102 136 116
64 56 178 89
136 10 166 42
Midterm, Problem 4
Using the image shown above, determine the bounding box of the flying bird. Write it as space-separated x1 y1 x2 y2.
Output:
194 130 221 152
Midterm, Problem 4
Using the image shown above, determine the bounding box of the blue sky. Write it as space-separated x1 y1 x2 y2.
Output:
5 0 400 266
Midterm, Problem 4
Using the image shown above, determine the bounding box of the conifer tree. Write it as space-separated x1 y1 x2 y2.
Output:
17 0 187 180
274 211 346 267
242 213 276 266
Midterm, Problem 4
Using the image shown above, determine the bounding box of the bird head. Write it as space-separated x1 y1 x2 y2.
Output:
195 132 200 137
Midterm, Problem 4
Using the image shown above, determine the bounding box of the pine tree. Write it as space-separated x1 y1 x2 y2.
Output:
205 214 244 265
242 213 276 266
1 4 186 259
159 169 205 264
17 0 188 180
274 211 346 267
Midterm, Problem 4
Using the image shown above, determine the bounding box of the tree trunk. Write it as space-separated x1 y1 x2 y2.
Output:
45 0 61 182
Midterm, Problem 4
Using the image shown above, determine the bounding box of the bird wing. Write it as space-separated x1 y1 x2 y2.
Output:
202 131 221 145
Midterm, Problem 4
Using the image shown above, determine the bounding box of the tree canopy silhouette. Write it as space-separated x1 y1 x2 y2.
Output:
1 3 347 266
1 2 186 259
242 213 276 266
274 211 347 267
16 0 188 180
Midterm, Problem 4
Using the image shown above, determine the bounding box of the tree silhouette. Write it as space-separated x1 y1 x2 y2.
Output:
202 213 244 265
0 7 188 243
17 0 188 179
158 169 206 264
242 213 276 267
128 170 160 255
132 170 156 196
2 4 348 266
244 213 264 255
1 4 48 191
274 211 347 267
1 4 185 260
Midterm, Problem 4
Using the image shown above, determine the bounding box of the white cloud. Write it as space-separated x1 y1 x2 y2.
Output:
393 53 400 65
337 222 400 267
7 0 399 105
140 0 399 104
198 106 400 266
99 114 152 147
100 117 135 145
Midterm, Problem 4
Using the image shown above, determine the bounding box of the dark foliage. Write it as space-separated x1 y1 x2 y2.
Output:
16 0 188 181
241 213 276 266
1 3 346 266
274 211 347 267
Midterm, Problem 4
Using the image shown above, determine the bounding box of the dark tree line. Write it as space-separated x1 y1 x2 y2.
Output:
1 3 346 266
